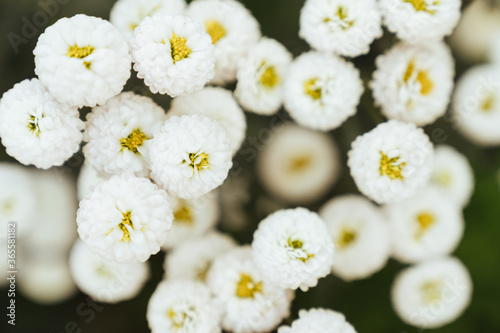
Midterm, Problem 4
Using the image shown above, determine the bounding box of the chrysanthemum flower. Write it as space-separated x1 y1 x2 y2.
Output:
489 30 500 63
391 256 473 329
234 37 292 115
348 120 434 204
164 231 237 282
187 0 261 84
319 195 390 281
161 192 219 249
251 208 335 291
77 174 173 263
385 187 464 264
0 79 83 169
278 308 357 333
429 145 474 208
130 14 215 97
149 115 232 199
379 0 461 43
283 51 363 131
110 0 186 39
34 14 131 107
452 64 500 146
257 123 340 204
207 246 293 333
168 87 246 156
371 42 455 126
77 163 104 201
83 92 166 178
69 240 150 303
299 0 382 57
147 280 221 333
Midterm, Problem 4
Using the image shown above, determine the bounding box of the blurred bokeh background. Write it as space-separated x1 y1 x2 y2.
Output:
1 0 500 332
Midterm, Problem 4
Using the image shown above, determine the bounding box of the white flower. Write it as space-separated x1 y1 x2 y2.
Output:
0 163 37 239
319 195 390 281
164 231 237 282
83 92 166 178
348 120 434 204
278 308 356 333
207 246 293 333
429 145 474 208
162 192 219 250
452 64 500 146
34 14 131 107
489 29 500 64
379 0 461 43
251 208 335 291
110 0 186 39
283 51 363 131
299 0 382 57
187 0 261 84
130 14 215 97
77 174 173 263
149 115 232 199
77 163 104 201
391 256 473 329
385 187 464 264
371 42 455 126
168 87 246 156
257 123 340 204
147 280 221 333
69 240 149 303
234 37 292 115
0 79 83 169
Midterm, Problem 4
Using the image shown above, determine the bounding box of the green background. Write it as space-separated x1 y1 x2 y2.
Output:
1 0 499 332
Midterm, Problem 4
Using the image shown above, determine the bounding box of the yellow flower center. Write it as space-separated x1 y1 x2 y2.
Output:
480 93 495 113
120 129 148 153
421 280 443 303
404 61 434 96
304 78 322 100
432 171 452 187
118 211 133 242
167 308 194 329
206 20 226 44
415 212 435 239
195 261 211 282
287 238 315 262
287 155 312 173
403 0 436 14
1 200 14 213
169 33 191 63
259 62 279 89
187 152 209 171
95 264 114 278
336 227 357 249
67 45 95 69
236 273 262 298
28 115 41 136
379 152 407 180
173 203 193 225
323 6 355 29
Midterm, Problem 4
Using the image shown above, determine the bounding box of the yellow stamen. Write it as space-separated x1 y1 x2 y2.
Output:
421 280 443 303
67 45 95 59
118 211 133 242
173 203 193 225
169 33 191 63
287 238 315 262
287 155 312 173
336 228 357 249
304 78 322 100
120 129 148 153
205 20 226 44
236 273 262 298
432 171 452 187
416 70 434 95
380 152 407 180
195 261 211 282
415 212 435 239
167 308 192 329
259 63 279 89
480 94 495 113
403 0 436 14
28 115 41 136
186 152 209 171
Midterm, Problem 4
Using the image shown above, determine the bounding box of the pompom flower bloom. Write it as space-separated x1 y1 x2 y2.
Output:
299 0 382 57
130 14 215 97
379 0 461 43
278 308 356 333
77 174 173 263
34 14 131 107
83 92 166 178
251 208 335 291
391 256 473 329
187 0 261 84
149 115 232 199
319 195 390 281
69 240 150 303
147 280 221 333
348 120 434 204
207 246 293 333
234 37 292 115
371 42 455 126
257 123 340 204
283 51 363 131
0 79 83 169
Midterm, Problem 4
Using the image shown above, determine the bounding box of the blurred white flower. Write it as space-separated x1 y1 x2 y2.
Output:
371 42 454 126
348 120 434 204
278 308 357 333
391 256 473 329
130 14 214 97
77 174 172 263
283 51 363 131
235 37 292 115
257 123 340 204
251 208 335 291
207 246 293 333
187 0 261 84
77 163 104 201
299 0 382 57
34 14 131 107
0 79 83 169
489 29 500 64
319 195 390 281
